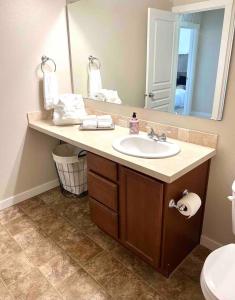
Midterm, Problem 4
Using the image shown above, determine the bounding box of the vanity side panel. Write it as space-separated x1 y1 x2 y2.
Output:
161 161 210 276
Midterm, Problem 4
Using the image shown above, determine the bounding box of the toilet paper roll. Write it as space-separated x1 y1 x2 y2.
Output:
177 193 202 218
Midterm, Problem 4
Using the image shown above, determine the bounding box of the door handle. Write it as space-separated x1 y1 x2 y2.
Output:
145 92 154 98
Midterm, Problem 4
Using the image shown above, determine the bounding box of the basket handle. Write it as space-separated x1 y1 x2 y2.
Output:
78 150 87 158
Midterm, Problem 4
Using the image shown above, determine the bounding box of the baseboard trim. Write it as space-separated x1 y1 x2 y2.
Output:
200 234 223 251
0 179 59 211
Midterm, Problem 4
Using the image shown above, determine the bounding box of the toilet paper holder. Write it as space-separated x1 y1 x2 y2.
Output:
169 190 189 212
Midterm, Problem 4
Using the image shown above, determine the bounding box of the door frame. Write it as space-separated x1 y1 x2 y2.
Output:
172 0 235 120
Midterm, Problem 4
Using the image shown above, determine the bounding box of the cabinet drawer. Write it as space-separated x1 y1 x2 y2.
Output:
87 152 118 182
90 198 118 239
88 171 118 211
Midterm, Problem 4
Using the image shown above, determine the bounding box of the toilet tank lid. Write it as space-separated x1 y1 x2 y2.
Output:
203 244 235 300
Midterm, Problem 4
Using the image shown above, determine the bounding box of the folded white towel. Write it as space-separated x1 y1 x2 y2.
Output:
93 89 122 104
88 66 102 98
97 115 113 128
43 72 59 110
82 119 98 129
97 121 113 128
53 94 87 126
81 114 113 129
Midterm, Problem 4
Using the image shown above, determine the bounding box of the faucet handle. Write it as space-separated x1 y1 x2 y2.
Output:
159 133 167 142
148 128 155 137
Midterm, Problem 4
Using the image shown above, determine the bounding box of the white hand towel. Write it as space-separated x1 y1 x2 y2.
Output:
88 67 102 98
43 72 59 110
82 119 98 129
97 115 113 128
81 115 98 129
94 89 122 104
53 94 87 126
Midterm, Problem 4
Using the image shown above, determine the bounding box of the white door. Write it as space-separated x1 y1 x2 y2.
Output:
145 8 179 111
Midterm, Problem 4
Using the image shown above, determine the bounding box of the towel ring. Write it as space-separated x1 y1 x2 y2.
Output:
41 55 57 73
88 55 101 70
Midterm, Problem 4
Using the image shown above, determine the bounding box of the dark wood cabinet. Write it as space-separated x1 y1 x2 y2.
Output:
87 152 210 277
119 167 163 267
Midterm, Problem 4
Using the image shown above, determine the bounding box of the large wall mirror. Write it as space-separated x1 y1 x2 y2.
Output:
67 0 235 120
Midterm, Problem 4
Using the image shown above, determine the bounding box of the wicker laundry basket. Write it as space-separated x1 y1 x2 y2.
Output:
52 144 88 197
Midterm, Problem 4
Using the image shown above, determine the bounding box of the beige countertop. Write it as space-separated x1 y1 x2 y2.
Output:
28 117 216 183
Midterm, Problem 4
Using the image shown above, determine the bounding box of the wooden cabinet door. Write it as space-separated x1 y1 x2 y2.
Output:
119 166 164 267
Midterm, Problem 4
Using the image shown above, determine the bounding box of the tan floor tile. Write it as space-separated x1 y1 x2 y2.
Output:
9 268 51 299
177 254 204 283
103 268 161 299
13 227 47 249
0 229 21 258
58 269 109 300
4 215 37 236
36 214 73 236
70 213 96 234
0 279 13 300
84 251 124 286
62 197 90 220
24 203 55 221
86 226 118 250
111 244 155 278
62 203 91 232
0 206 24 225
36 287 62 300
38 187 65 204
64 236 103 265
0 252 34 286
39 189 76 214
24 238 61 267
51 225 83 247
110 239 203 299
17 197 45 214
191 245 211 261
142 269 203 300
40 253 80 287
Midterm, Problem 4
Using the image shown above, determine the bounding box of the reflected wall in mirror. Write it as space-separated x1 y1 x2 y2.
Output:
67 0 235 120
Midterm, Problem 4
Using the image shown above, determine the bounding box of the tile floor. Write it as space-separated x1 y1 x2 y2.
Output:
0 188 209 299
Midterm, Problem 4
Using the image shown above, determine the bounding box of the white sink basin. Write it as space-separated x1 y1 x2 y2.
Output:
112 135 180 158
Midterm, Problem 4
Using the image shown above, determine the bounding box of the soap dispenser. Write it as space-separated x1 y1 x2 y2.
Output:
129 112 139 135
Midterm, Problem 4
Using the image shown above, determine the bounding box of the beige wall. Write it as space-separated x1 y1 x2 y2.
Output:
0 0 71 200
67 0 171 107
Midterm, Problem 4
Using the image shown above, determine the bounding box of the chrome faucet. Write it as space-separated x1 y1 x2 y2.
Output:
147 128 167 142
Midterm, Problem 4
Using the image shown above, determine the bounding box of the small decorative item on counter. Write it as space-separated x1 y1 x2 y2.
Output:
129 112 139 135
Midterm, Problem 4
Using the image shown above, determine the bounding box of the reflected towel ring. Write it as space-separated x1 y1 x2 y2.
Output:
41 55 57 73
88 55 101 70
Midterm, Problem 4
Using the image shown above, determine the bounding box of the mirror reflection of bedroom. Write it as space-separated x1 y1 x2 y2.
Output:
174 9 224 118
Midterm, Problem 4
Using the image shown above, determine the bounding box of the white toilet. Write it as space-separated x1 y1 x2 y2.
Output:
200 182 235 300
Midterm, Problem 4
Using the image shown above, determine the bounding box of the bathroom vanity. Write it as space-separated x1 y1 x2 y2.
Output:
27 113 216 277
88 152 210 277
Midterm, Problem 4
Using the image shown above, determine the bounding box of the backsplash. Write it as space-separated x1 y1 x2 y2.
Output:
86 107 218 149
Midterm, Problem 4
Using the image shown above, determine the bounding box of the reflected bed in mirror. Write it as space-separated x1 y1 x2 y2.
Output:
67 0 235 120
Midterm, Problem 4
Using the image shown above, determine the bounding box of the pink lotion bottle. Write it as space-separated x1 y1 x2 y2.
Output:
129 112 139 135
